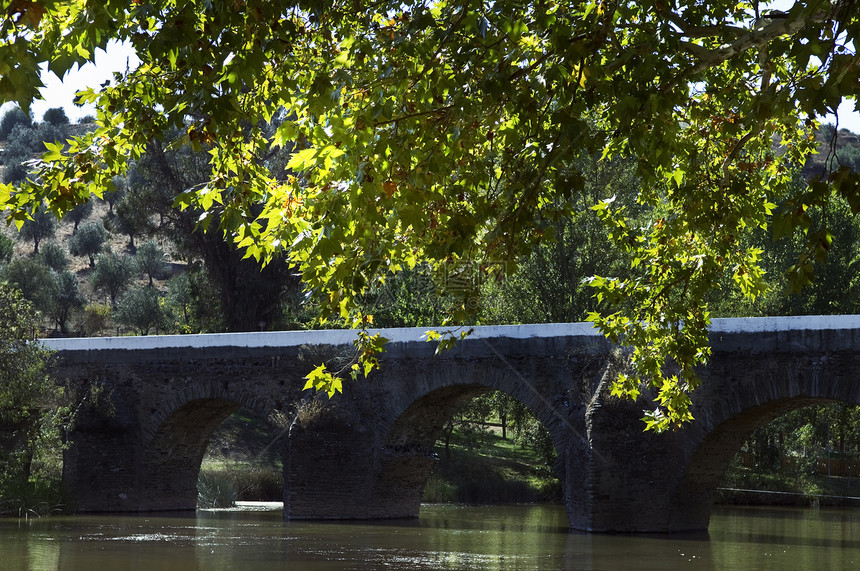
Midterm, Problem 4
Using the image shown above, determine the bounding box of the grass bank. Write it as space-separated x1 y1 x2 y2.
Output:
0 479 66 518
422 428 561 504
197 410 284 508
717 464 860 507
198 463 282 508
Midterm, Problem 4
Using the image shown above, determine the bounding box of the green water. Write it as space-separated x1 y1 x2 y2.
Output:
1 504 858 570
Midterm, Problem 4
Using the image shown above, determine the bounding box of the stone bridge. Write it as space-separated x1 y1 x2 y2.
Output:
41 315 860 532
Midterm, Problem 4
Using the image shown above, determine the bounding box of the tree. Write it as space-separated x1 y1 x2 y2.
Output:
101 175 127 215
41 107 68 126
0 107 30 140
68 221 107 268
5 120 64 156
63 200 94 234
37 242 69 273
107 192 149 252
90 251 135 307
124 137 302 331
0 284 60 492
17 207 57 256
115 285 166 335
480 154 640 324
164 266 226 333
52 270 85 335
135 240 168 286
3 1 860 429
0 234 13 265
166 272 194 332
0 162 28 185
1 258 58 319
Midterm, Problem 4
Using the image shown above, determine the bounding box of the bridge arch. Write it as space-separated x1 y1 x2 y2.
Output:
138 386 288 512
669 351 860 531
361 359 587 522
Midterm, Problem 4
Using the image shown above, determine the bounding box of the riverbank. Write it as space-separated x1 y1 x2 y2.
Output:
716 464 860 507
421 429 562 504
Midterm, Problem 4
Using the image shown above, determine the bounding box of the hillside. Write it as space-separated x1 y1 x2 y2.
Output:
801 124 860 180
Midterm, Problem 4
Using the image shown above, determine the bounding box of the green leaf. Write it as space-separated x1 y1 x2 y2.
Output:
286 147 317 172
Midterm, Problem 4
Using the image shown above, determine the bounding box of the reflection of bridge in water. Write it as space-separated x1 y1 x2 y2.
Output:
43 316 860 532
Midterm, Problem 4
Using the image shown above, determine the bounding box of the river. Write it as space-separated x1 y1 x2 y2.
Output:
2 504 859 570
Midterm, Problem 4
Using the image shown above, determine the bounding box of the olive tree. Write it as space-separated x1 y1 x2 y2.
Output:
17 207 57 256
0 107 30 140
90 251 135 307
135 240 168 286
1 258 58 320
68 221 107 268
115 285 167 335
41 107 68 126
37 242 68 273
53 271 85 336
63 200 94 234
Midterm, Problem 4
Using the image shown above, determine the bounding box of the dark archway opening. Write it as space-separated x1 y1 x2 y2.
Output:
198 407 286 508
141 398 285 512
384 386 562 509
717 401 860 507
673 397 860 530
424 390 562 504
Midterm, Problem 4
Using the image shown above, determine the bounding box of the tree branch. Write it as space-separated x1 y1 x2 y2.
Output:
663 0 846 91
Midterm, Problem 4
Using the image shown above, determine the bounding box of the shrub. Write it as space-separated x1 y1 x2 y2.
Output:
0 285 65 515
197 469 239 508
82 303 111 336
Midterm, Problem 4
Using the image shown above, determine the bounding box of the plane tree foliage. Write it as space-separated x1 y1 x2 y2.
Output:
2 0 860 430
480 153 642 324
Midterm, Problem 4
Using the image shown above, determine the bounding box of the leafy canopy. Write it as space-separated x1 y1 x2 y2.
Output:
2 0 860 430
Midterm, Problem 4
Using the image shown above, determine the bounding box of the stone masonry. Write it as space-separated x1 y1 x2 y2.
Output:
42 316 860 532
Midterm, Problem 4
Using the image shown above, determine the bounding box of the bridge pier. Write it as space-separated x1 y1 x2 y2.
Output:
286 408 436 519
578 396 700 532
62 384 144 512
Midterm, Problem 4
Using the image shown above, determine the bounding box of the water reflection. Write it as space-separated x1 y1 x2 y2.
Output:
1 504 859 570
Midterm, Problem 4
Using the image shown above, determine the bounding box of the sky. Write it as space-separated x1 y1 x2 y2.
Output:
3 31 860 134
2 41 141 123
